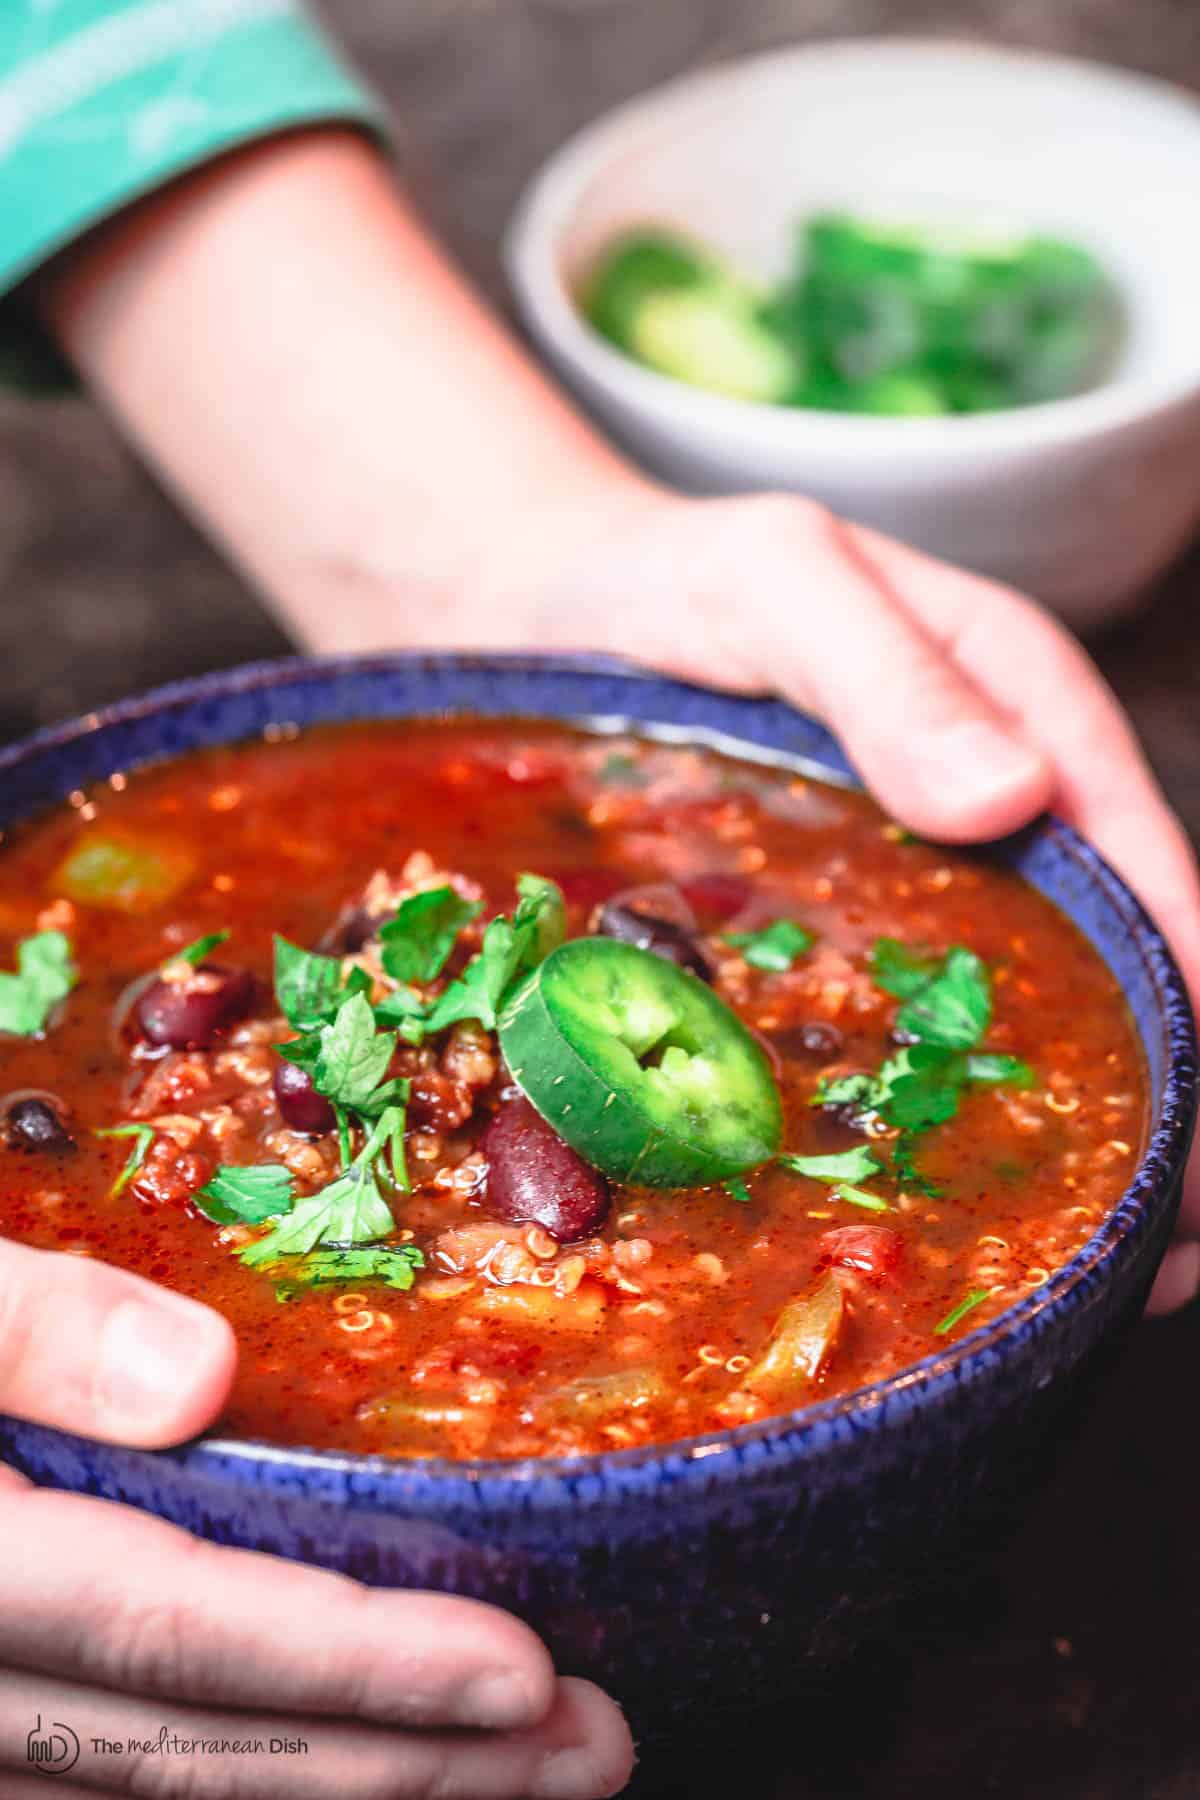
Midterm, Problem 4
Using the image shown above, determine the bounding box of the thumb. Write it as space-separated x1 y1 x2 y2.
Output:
0 1239 236 1447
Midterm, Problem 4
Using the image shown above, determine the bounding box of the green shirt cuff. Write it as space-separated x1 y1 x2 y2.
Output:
0 1 386 390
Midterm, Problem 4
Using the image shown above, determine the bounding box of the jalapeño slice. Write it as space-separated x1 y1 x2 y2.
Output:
497 938 782 1187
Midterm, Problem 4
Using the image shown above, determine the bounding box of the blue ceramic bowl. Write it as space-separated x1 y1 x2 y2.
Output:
0 653 1194 1726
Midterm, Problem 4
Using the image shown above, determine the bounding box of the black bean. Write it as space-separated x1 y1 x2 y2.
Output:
596 899 713 980
483 1095 610 1243
317 904 377 956
771 1020 845 1061
3 1093 74 1153
135 963 256 1050
273 1059 336 1134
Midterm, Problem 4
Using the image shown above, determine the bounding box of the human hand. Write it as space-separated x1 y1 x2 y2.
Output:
493 487 1200 1315
0 1240 635 1798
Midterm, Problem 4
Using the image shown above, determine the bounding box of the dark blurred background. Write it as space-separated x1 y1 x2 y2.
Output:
3 5 1200 1795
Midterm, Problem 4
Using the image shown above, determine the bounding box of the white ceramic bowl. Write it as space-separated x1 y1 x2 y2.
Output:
506 39 1200 630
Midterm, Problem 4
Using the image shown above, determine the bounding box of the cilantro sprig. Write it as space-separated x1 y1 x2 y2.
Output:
380 887 482 985
724 918 813 972
200 875 565 1291
276 1244 425 1295
273 935 370 1032
239 1104 406 1267
172 930 230 968
934 1287 993 1336
378 873 566 1039
777 1144 889 1211
812 940 1032 1185
94 1123 155 1197
194 1163 295 1225
0 930 77 1036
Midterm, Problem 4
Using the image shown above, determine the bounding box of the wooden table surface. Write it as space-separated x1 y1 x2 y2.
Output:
2 5 1199 1795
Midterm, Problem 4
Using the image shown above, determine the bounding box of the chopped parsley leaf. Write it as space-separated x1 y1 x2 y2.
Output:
282 1244 425 1291
195 1163 295 1226
724 919 813 972
965 1052 1033 1087
722 1176 752 1203
778 1145 882 1184
94 1123 155 1197
173 929 230 967
425 874 565 1033
274 934 369 1032
885 943 992 1050
934 1288 993 1336
870 937 941 1001
280 991 395 1113
833 1183 891 1213
380 886 482 985
240 1104 405 1267
0 930 77 1036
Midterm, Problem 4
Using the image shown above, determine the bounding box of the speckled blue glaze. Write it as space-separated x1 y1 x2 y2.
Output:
0 653 1194 1725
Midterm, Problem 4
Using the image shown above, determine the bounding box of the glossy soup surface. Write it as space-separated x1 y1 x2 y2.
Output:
0 721 1146 1459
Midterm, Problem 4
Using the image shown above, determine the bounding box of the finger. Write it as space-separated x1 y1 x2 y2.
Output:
662 499 1055 840
850 525 1200 993
0 1240 236 1447
1146 1243 1200 1318
0 1483 556 1731
0 1668 633 1800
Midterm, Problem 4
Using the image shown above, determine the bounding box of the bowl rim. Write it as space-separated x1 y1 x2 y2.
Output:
1 649 1194 1497
504 35 1200 454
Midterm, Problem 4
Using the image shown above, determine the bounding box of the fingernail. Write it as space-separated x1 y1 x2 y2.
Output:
454 1669 542 1730
532 1747 612 1800
912 721 1049 814
97 1295 219 1432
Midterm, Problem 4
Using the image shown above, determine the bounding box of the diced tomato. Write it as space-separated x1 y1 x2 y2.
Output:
817 1224 904 1284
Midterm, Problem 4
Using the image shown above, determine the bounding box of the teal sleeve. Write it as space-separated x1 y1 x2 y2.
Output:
0 0 386 389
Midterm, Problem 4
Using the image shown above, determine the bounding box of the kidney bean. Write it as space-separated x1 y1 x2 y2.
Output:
483 1095 610 1243
596 891 712 980
273 1059 336 1134
2 1091 74 1153
679 872 753 926
135 963 255 1050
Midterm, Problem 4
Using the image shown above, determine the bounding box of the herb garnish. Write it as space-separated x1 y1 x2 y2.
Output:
239 1104 407 1267
832 1184 891 1213
380 886 483 985
722 1176 752 1204
778 1146 882 1185
94 1123 155 1197
724 919 813 972
813 940 1032 1169
280 991 399 1115
173 929 230 968
195 1163 295 1225
414 874 565 1035
279 1244 425 1291
0 930 76 1036
273 935 370 1032
934 1288 992 1336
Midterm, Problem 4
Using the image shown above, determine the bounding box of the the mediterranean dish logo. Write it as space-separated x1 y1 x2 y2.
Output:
26 1718 308 1775
25 1716 80 1776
